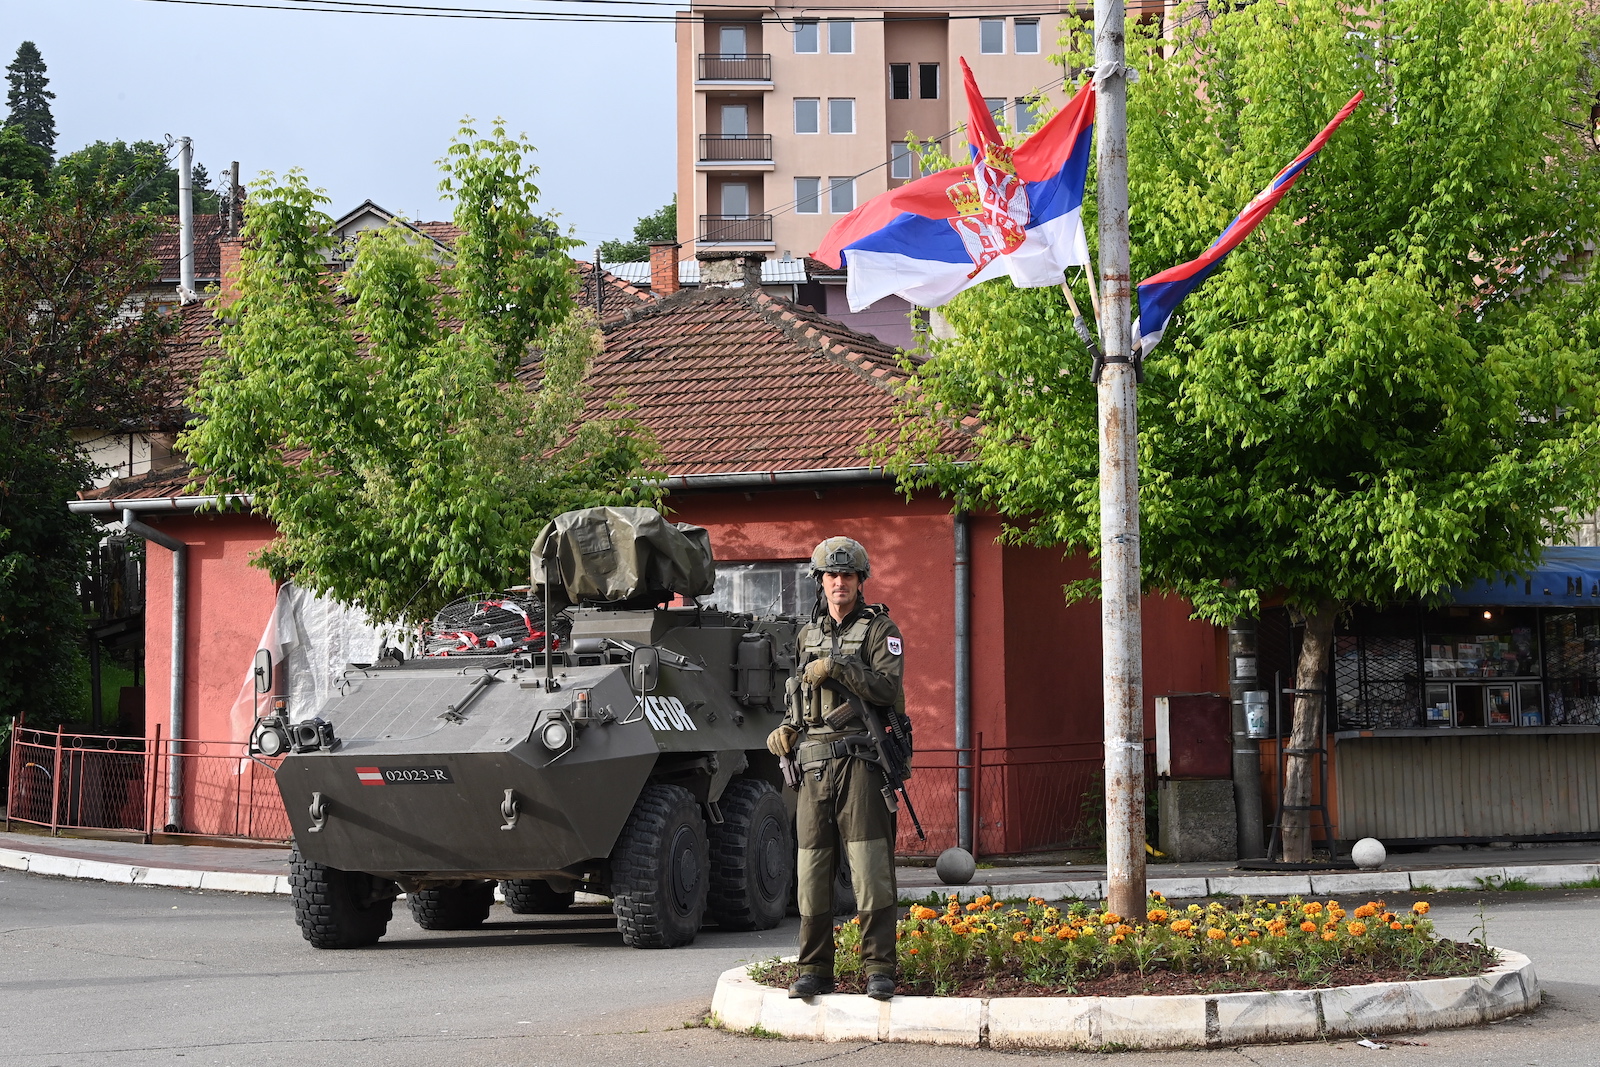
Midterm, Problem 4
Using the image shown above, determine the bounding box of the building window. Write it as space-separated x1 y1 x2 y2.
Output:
710 560 818 617
919 62 940 99
795 177 822 214
828 19 854 54
980 19 1005 54
719 24 747 55
890 142 916 180
1015 18 1040 54
1014 97 1038 134
889 63 911 100
721 103 749 135
829 176 856 213
794 20 818 53
721 182 750 217
985 97 1006 125
828 97 855 134
794 97 820 134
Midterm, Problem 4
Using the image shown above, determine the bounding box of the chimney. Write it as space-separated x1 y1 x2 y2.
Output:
697 250 763 290
649 241 681 296
218 237 244 308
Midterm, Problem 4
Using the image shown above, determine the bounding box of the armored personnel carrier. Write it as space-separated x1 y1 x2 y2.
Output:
254 507 798 949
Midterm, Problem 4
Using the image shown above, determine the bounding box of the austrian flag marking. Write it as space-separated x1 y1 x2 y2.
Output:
355 767 384 786
886 637 902 656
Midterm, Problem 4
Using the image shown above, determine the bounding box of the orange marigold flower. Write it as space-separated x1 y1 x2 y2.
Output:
976 894 993 906
911 930 924 938
910 905 939 921
851 916 862 924
1354 905 1378 919
1412 902 1431 915
1207 928 1227 941
1108 934 1126 944
909 948 920 955
1102 912 1123 925
1148 909 1170 924
1231 937 1247 947
1390 922 1404 931
1171 919 1194 934
965 902 982 912
1404 923 1415 931
1330 908 1348 921
1012 931 1026 943
1302 902 1323 916
1115 924 1135 937
1381 912 1396 923
1347 921 1368 936
1058 928 1079 940
1031 935 1044 943
1300 921 1319 933
1322 931 1338 942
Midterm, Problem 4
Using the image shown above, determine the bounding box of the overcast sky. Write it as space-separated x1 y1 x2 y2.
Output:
0 0 677 256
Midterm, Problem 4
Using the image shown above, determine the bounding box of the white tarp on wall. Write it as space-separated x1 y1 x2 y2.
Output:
225 582 405 741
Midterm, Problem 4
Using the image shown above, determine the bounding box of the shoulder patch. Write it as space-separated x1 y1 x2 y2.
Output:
886 636 902 656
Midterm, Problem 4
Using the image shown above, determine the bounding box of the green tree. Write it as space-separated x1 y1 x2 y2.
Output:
596 198 677 263
885 0 1600 861
0 124 48 196
181 122 662 625
0 173 174 725
54 140 222 214
4 41 55 162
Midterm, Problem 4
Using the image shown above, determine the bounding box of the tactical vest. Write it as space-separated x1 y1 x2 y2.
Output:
795 605 885 729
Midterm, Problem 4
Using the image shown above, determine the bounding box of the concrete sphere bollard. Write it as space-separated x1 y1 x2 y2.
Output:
936 847 976 886
1352 837 1387 870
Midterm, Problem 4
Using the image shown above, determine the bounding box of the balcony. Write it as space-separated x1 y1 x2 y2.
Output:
698 214 773 245
698 53 772 82
699 134 774 163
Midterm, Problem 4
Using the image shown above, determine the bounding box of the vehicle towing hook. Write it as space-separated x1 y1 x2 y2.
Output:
500 789 519 831
309 791 329 832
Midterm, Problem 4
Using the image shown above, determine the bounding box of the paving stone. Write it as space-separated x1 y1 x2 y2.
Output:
1210 989 1320 1045
885 994 982 1045
1147 877 1208 900
709 968 765 1032
1208 875 1311 899
1308 871 1411 897
757 988 824 1039
1412 866 1504 891
986 996 1098 1050
198 870 279 894
1319 981 1416 1036
1514 863 1597 888
1097 994 1207 1048
821 994 887 1041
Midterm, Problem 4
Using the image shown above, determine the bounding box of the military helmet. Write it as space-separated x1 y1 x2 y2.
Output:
809 536 870 580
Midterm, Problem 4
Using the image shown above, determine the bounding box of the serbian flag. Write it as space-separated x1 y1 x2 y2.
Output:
815 59 1094 312
1134 90 1364 356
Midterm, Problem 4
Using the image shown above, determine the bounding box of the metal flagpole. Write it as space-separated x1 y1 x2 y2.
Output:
1094 0 1146 920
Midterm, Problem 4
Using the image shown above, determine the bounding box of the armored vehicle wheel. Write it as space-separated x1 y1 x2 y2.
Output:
612 783 708 948
288 845 396 949
707 778 792 931
408 880 495 930
500 879 575 914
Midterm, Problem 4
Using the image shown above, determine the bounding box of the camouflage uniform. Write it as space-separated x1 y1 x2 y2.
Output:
785 599 904 982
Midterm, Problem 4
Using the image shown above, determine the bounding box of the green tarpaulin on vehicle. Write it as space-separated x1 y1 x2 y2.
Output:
530 506 716 603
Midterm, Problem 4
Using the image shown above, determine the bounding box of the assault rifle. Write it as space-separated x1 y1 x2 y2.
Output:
823 681 925 840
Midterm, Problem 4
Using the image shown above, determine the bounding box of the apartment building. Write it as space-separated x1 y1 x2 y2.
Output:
674 2 1082 274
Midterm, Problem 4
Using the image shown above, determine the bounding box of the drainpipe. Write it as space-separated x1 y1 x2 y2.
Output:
953 512 973 852
177 137 196 303
123 510 186 832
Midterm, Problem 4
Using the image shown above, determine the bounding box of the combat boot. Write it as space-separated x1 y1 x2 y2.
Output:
789 973 835 998
865 973 895 1001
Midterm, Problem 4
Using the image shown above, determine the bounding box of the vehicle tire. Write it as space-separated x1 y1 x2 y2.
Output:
611 783 708 948
407 880 495 930
500 878 575 914
707 778 792 931
288 844 396 949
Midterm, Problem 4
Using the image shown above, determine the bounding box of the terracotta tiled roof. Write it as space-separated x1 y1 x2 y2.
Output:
574 259 655 322
571 286 964 476
149 215 228 281
77 462 196 501
414 220 463 246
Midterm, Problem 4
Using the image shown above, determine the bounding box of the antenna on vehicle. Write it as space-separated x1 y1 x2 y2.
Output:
542 537 560 692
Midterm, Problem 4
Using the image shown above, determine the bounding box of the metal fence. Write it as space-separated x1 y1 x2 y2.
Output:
699 134 774 162
698 214 774 244
698 52 771 81
5 725 290 842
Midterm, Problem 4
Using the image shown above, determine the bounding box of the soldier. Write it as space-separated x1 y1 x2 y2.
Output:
766 536 904 1002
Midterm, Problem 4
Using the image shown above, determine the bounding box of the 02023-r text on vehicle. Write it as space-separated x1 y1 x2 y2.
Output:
249 507 798 949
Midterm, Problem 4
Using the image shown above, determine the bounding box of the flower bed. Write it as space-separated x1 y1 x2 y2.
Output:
754 893 1492 998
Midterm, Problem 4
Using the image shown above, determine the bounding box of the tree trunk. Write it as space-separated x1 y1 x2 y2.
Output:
1282 601 1337 863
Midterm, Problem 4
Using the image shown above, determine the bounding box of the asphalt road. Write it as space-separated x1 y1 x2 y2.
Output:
2 871 1597 1067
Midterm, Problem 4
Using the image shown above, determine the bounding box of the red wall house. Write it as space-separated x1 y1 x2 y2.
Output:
81 267 1225 853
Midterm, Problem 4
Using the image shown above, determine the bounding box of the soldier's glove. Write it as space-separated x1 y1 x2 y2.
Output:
802 657 833 687
766 724 798 757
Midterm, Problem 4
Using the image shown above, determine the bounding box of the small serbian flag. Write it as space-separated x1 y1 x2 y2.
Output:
815 59 1094 312
355 767 384 786
1134 90 1364 356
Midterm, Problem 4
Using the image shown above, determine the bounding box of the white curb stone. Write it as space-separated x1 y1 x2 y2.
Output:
1148 877 1209 899
711 949 1539 1050
1519 863 1597 888
1417 866 1505 890
0 848 28 871
1209 874 1312 898
199 870 282 894
25 853 83 879
1308 871 1412 896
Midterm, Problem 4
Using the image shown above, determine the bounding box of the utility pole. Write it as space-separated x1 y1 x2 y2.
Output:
177 136 196 303
1094 0 1146 920
1230 618 1266 858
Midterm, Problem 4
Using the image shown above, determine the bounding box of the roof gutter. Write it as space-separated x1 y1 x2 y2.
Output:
68 495 250 515
660 466 910 490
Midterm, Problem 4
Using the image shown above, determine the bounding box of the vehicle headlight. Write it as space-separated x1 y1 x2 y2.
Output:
256 726 286 757
540 719 571 751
